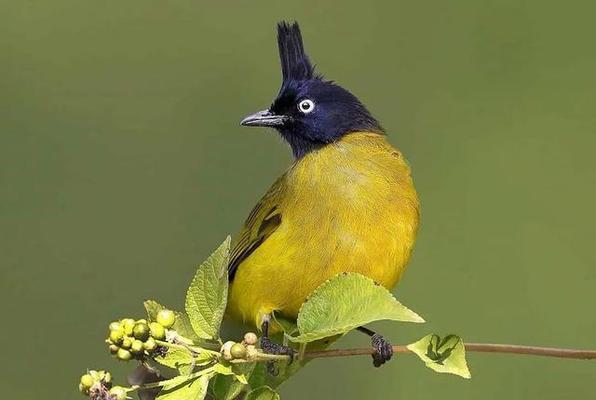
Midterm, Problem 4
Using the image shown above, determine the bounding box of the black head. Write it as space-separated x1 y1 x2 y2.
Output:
241 22 383 158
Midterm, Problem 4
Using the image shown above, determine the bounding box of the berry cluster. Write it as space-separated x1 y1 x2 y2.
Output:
79 370 126 400
221 332 259 361
106 310 176 361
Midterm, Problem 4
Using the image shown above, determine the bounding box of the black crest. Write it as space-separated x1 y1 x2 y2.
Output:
277 21 315 82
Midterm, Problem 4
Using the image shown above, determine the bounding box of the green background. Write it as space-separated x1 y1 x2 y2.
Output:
1 1 595 399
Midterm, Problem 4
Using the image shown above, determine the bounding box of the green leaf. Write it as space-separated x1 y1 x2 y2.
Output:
185 237 231 340
272 312 298 336
245 386 280 400
160 375 195 391
156 375 210 400
212 363 255 400
290 273 424 343
213 362 234 376
154 346 194 372
154 346 213 374
144 300 199 341
144 299 164 321
407 334 471 379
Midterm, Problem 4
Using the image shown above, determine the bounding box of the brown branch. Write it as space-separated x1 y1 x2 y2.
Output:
302 343 596 360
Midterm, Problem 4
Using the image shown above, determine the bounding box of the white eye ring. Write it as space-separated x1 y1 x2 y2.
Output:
298 99 315 114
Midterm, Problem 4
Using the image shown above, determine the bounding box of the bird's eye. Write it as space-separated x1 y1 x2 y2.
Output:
298 99 315 114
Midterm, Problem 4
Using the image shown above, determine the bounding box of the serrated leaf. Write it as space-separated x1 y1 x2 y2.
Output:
245 386 280 400
212 363 255 400
407 334 471 379
235 372 249 385
290 273 424 343
160 375 195 391
213 362 234 376
144 300 164 321
154 346 213 374
154 346 193 372
144 300 199 341
156 375 210 400
272 312 298 336
185 237 231 340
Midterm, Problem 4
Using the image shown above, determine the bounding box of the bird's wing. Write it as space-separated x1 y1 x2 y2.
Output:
228 177 284 281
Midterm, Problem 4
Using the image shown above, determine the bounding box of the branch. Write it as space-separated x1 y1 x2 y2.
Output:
301 343 596 360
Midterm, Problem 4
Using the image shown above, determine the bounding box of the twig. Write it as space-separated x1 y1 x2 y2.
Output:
303 343 596 360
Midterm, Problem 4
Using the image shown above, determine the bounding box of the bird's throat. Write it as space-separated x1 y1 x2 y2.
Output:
279 130 326 159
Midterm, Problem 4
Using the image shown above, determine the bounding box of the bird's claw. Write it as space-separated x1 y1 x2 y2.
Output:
260 336 296 363
371 333 393 367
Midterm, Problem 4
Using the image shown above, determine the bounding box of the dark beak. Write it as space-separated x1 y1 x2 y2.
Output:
240 109 287 127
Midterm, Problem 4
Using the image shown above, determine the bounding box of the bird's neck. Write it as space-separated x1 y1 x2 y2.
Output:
283 130 385 159
292 130 391 167
279 131 325 159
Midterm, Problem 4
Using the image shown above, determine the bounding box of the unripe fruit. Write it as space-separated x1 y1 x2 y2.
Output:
243 332 258 346
221 341 235 360
121 337 132 349
156 309 176 328
80 374 94 390
132 323 150 341
109 329 124 344
230 343 247 359
109 386 127 400
121 318 135 335
149 322 166 340
131 339 144 355
109 322 122 332
143 337 157 352
117 348 132 361
109 344 119 355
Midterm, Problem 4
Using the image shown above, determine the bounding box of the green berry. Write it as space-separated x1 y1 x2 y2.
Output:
109 386 127 400
109 321 122 332
156 310 176 328
109 329 124 344
80 374 94 390
117 348 132 361
143 337 157 352
131 339 144 355
121 337 132 349
121 318 135 335
149 322 166 340
230 343 247 359
132 322 150 341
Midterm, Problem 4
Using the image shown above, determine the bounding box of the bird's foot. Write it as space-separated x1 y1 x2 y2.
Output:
260 336 296 363
371 333 393 367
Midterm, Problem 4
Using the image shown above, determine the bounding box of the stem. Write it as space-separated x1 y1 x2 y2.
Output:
123 341 595 393
303 343 596 360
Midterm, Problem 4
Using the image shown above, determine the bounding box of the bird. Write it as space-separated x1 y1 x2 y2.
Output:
227 21 419 367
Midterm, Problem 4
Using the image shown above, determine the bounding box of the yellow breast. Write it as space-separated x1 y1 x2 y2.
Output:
227 132 419 328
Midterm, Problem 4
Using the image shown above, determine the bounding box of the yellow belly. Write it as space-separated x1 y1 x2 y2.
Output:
227 132 419 329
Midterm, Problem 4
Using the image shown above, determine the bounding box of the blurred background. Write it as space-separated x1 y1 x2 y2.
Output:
1 1 595 399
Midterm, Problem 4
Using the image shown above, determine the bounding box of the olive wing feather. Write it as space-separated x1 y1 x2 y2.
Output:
228 177 284 281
